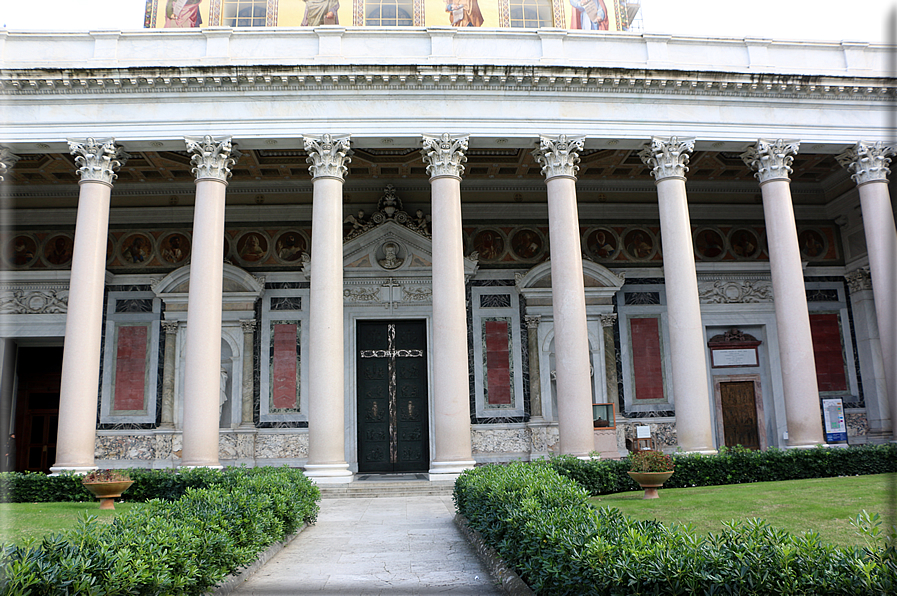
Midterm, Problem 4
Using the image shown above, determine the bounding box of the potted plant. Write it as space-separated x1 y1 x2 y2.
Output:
627 450 674 499
82 469 133 510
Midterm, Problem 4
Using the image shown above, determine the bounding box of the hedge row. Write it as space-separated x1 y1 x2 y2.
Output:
548 444 897 496
0 467 320 595
0 465 294 504
454 461 897 595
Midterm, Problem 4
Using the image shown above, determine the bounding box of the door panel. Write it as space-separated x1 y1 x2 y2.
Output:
720 381 760 450
14 347 63 473
357 321 428 473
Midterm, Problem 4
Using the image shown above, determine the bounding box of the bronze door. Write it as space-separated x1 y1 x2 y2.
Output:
719 381 760 450
357 321 429 473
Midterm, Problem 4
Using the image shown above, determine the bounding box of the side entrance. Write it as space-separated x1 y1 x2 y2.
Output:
356 320 429 473
714 376 766 451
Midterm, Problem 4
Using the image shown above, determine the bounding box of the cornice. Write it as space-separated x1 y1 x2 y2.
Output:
0 65 892 101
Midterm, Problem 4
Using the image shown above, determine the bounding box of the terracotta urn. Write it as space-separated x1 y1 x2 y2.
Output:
83 481 133 510
627 471 674 500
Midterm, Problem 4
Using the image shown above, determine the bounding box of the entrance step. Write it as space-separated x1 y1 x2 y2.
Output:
317 474 456 499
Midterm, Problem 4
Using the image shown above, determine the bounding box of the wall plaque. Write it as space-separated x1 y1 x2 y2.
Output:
711 348 758 368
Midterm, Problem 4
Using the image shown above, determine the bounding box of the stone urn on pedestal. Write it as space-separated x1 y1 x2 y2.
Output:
627 450 674 499
82 470 133 510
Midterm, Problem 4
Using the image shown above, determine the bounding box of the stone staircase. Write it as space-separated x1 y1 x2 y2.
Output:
316 473 456 499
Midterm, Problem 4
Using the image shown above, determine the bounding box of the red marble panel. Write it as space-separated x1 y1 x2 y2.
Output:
114 325 147 411
630 318 664 400
485 320 511 405
272 324 298 409
809 314 848 392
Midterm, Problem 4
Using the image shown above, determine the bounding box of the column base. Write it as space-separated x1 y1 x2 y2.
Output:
49 465 98 476
305 463 354 484
784 442 826 450
179 463 225 470
428 460 476 482
679 449 718 455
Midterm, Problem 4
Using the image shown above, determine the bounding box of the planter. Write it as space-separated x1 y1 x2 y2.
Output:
627 471 674 499
83 481 133 510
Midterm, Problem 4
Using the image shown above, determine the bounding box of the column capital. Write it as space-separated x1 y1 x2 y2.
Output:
741 139 800 183
524 314 541 329
421 133 469 179
599 313 618 327
161 320 179 334
304 134 352 181
67 138 127 185
240 319 258 333
846 267 873 293
185 135 238 183
836 141 895 186
0 146 20 182
638 136 695 181
532 134 584 180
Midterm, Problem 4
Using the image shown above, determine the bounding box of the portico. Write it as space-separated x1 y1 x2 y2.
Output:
0 28 892 477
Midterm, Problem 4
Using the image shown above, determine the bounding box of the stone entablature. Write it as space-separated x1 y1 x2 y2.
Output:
0 29 888 77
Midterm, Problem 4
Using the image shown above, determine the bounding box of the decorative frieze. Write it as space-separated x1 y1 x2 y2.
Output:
0 146 19 182
846 267 873 293
638 136 695 181
0 288 68 314
836 141 894 185
698 280 773 303
185 135 238 182
402 286 432 302
421 133 469 179
532 134 585 180
67 137 127 184
741 139 800 183
343 286 381 303
304 134 352 181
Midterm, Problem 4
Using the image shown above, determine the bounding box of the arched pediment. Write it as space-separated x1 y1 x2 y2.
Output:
516 259 624 304
152 263 265 309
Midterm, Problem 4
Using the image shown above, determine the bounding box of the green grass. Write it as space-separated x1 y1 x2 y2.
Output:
0 502 138 546
589 473 897 549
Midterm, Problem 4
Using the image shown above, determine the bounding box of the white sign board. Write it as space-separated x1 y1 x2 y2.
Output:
636 425 651 439
711 348 758 367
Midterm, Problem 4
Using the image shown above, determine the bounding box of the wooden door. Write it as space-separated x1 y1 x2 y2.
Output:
356 321 429 473
719 381 760 450
14 347 63 473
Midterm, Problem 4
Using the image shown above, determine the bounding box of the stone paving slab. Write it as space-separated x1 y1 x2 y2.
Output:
231 495 501 596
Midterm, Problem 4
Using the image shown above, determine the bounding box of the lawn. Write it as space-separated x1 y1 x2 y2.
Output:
0 502 138 546
589 473 896 549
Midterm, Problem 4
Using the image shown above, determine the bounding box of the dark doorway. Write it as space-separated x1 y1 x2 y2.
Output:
719 380 761 450
356 320 429 473
14 347 63 473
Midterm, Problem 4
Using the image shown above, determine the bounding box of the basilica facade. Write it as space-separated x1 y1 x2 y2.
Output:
0 24 893 481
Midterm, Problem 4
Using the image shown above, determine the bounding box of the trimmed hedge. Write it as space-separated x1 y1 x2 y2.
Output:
0 467 320 595
455 461 897 595
548 444 897 496
0 465 299 504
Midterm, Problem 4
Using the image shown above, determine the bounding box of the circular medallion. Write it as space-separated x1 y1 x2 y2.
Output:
272 230 308 264
509 228 546 261
584 227 620 260
119 233 154 266
42 234 74 267
472 228 506 261
621 228 656 261
235 231 270 264
159 232 191 265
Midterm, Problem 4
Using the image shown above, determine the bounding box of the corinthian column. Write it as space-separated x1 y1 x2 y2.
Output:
304 134 353 483
421 133 476 478
51 138 126 474
180 135 237 468
638 136 715 453
533 135 593 456
837 141 897 440
742 139 824 447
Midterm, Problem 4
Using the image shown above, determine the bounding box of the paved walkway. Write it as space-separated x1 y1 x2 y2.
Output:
232 495 502 595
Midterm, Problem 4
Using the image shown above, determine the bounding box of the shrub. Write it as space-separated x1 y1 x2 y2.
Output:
455 462 897 595
548 444 897 496
0 467 320 595
629 449 674 472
